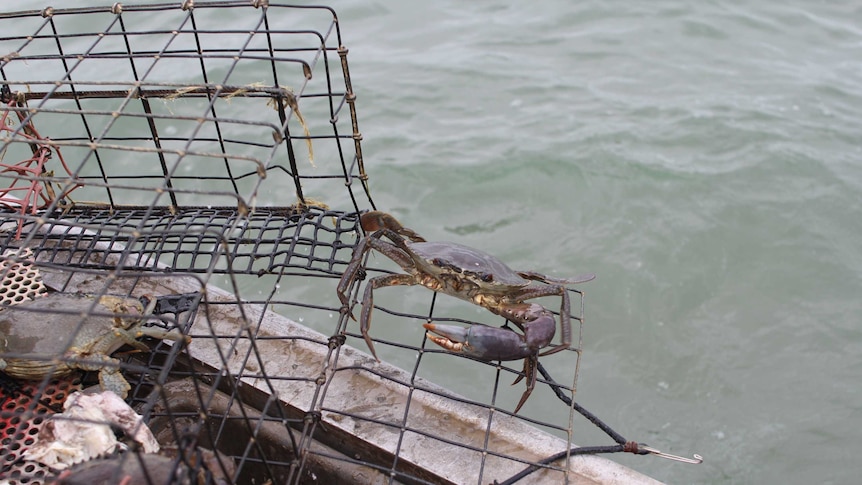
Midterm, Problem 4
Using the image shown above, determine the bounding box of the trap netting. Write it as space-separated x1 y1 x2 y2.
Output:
0 3 698 484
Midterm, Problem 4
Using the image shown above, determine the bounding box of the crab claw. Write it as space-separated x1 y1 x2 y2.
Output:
423 318 555 361
360 211 426 242
423 320 555 413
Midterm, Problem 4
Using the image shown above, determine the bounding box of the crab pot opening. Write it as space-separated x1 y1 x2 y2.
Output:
0 3 669 484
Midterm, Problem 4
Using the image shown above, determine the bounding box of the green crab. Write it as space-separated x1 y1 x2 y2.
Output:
0 293 187 398
338 211 595 412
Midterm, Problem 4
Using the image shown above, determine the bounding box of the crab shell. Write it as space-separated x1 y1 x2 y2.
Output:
406 241 531 294
0 294 167 396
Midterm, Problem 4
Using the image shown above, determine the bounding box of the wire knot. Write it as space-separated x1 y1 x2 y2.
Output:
303 410 322 425
302 410 328 433
328 334 346 350
623 441 641 454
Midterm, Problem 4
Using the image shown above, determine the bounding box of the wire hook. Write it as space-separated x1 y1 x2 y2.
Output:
640 444 703 464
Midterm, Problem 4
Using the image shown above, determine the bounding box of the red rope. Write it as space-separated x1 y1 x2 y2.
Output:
0 98 81 238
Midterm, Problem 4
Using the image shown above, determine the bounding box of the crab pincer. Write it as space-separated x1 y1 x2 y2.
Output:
423 311 557 413
422 316 555 362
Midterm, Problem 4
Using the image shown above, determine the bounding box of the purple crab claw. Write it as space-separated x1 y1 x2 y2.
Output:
423 315 556 362
424 316 558 413
424 323 531 361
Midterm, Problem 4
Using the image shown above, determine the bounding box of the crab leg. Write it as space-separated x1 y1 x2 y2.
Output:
72 354 132 398
510 271 593 356
338 235 380 309
337 231 415 313
516 271 595 286
360 273 418 361
338 217 431 359
513 355 538 413
338 210 424 312
500 285 573 357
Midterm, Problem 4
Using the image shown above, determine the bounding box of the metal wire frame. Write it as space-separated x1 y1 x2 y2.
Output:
1 1 372 220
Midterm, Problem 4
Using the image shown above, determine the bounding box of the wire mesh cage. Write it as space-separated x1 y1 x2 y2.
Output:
0 3 697 484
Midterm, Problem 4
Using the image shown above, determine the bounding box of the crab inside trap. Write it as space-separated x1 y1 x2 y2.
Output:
0 2 666 484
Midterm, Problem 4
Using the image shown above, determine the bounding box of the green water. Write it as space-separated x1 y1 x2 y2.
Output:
5 1 861 483
344 3 862 483
342 1 862 484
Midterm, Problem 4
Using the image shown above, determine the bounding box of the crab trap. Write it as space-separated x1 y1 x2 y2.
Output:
0 2 700 484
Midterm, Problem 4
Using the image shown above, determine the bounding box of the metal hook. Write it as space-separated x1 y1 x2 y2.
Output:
640 445 703 464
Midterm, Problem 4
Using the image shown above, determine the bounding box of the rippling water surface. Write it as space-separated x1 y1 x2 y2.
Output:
344 3 862 483
6 1 861 483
